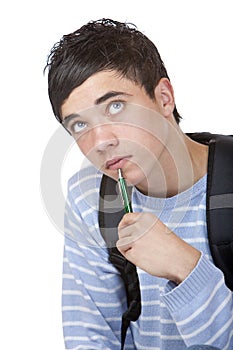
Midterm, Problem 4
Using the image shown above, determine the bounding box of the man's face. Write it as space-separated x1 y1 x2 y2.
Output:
61 70 175 192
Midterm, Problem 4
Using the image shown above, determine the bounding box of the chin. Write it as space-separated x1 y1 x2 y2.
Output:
122 168 148 188
100 162 148 188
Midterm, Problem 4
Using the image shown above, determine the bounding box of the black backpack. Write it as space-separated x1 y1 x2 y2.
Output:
98 132 233 350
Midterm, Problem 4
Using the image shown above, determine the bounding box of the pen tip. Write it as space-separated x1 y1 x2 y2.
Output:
118 168 122 178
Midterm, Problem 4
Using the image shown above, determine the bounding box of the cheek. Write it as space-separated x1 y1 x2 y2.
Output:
130 128 166 157
75 130 106 169
123 115 169 153
75 133 94 158
76 138 88 154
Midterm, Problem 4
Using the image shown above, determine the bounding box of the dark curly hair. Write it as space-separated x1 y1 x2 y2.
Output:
45 18 181 123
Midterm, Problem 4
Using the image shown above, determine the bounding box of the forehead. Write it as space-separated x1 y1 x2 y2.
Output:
61 70 147 119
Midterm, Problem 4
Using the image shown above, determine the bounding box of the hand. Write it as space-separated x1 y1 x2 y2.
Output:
117 212 201 284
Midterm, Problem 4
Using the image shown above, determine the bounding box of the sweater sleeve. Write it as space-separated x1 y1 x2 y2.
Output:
62 238 123 350
62 186 134 350
162 254 233 349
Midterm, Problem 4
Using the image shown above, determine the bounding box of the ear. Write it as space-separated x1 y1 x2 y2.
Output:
154 78 175 117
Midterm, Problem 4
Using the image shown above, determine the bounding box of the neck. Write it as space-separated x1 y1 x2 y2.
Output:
137 131 209 198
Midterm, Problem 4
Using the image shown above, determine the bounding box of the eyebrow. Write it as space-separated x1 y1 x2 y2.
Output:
94 91 131 105
62 91 132 124
62 113 80 125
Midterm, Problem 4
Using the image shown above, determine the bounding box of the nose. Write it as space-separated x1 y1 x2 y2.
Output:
91 124 119 153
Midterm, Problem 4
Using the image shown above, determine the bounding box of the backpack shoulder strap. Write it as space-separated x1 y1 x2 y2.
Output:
99 175 141 349
99 174 125 248
206 134 233 290
189 133 233 290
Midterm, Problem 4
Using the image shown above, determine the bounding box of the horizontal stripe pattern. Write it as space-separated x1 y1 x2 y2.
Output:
62 165 233 349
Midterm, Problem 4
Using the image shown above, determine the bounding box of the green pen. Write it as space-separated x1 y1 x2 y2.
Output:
118 169 133 213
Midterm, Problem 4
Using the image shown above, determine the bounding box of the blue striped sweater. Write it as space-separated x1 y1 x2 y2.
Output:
62 165 233 350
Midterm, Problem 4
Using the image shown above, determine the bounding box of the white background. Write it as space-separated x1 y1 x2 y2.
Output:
1 1 232 349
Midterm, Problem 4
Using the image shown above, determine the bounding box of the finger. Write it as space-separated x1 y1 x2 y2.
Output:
118 212 141 229
116 237 131 249
117 239 137 265
116 237 132 253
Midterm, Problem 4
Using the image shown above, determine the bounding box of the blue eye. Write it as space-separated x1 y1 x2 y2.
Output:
108 101 124 115
72 121 87 133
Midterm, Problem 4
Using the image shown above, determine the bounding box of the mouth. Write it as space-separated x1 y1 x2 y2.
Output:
105 156 131 170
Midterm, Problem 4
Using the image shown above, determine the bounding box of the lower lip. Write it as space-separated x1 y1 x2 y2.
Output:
107 157 131 171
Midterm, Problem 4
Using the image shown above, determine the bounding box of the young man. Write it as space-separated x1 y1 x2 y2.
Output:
46 19 232 349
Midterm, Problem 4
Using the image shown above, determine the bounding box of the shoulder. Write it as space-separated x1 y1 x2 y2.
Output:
64 165 105 246
66 165 103 211
68 165 102 196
